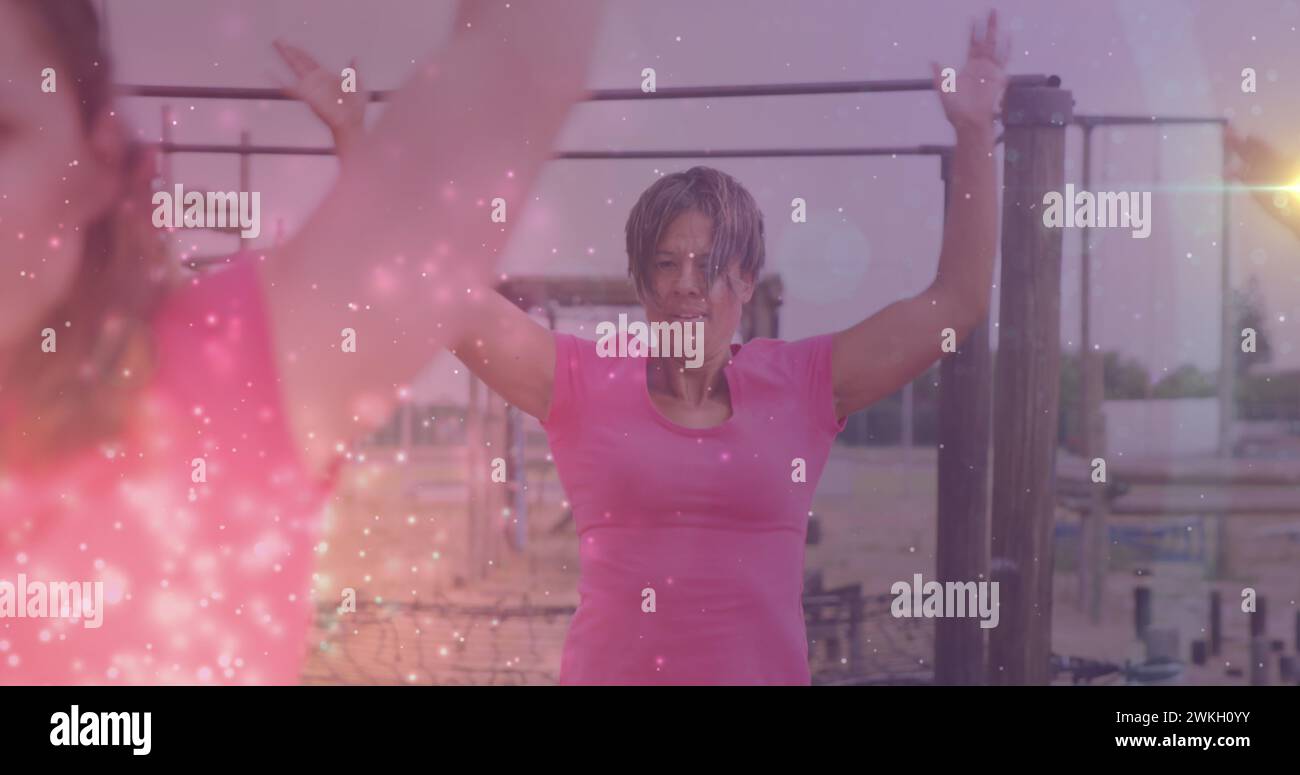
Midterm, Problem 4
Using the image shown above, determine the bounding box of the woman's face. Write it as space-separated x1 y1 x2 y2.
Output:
0 0 119 351
641 209 755 361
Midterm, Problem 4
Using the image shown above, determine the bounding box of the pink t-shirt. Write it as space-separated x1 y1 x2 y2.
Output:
0 257 332 685
543 331 846 685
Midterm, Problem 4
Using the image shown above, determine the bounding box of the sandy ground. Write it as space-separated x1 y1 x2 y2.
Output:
302 443 1300 685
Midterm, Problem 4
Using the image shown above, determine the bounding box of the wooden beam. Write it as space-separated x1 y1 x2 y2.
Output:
935 316 992 684
1093 488 1300 516
1057 454 1300 487
989 84 1072 685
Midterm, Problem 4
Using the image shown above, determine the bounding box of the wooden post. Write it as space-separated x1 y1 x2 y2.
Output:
901 381 914 496
1209 589 1222 656
466 373 485 582
901 212 918 497
505 402 528 551
1218 129 1235 457
1247 608 1272 682
1250 594 1267 639
988 83 1072 685
1209 511 1228 579
935 150 993 685
482 392 506 572
1294 610 1300 656
1134 586 1152 641
1249 638 1269 685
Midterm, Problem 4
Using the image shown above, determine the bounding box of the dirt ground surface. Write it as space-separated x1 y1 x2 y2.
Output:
303 443 1300 685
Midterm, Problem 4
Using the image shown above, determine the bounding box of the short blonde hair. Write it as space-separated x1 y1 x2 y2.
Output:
624 166 765 302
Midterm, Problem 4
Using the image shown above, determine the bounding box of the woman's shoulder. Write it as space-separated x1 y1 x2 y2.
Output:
738 334 843 435
735 333 835 376
551 329 608 370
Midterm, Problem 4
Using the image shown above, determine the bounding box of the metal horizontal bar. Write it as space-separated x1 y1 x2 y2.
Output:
1074 114 1228 127
118 74 1058 103
586 74 1056 100
161 142 336 156
558 146 950 159
159 141 951 159
495 274 784 310
122 85 387 102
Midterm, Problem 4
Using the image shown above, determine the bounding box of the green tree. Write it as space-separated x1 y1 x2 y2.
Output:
1058 349 1151 449
1151 363 1216 398
1102 351 1151 400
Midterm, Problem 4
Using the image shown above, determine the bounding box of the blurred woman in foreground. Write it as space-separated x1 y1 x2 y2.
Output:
0 0 605 684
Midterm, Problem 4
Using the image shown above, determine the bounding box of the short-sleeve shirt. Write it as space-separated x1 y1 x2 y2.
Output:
542 331 845 684
0 257 332 684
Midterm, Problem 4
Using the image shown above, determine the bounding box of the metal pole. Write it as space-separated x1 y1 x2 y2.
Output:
155 143 953 160
118 74 1059 103
1219 127 1235 457
159 105 174 184
560 147 951 160
935 148 992 685
1077 124 1093 613
1075 115 1227 127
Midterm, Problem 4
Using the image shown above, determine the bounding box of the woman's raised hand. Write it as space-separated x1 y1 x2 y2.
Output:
930 9 1010 136
273 39 368 158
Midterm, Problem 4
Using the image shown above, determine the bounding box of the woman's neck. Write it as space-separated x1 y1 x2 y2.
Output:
647 344 732 407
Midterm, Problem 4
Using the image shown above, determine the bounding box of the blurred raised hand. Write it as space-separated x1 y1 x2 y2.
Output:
260 0 608 472
273 39 368 159
930 9 1010 136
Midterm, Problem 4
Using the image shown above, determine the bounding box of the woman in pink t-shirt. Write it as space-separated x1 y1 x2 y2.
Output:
455 13 1012 684
0 0 605 684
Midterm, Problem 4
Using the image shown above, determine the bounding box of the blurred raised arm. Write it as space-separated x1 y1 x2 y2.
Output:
257 1 606 472
831 10 1004 419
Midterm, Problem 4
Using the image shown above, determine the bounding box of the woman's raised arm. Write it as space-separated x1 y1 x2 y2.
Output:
255 2 606 472
830 10 1006 419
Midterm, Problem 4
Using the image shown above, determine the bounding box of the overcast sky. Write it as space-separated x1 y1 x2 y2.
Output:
100 0 1300 401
